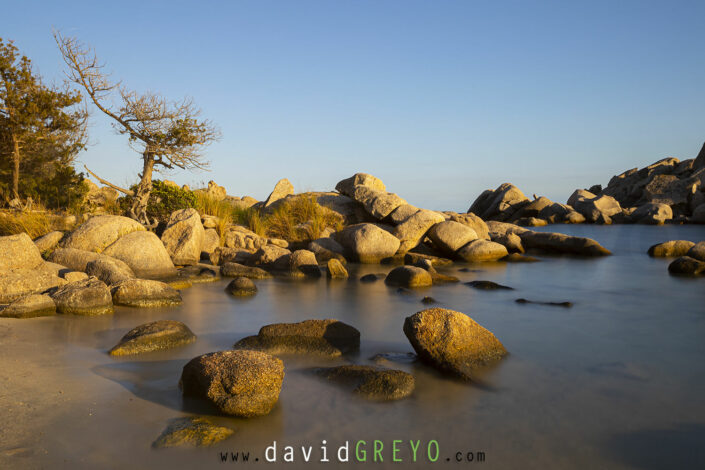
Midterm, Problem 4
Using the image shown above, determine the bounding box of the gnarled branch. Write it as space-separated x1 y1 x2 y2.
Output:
84 165 134 196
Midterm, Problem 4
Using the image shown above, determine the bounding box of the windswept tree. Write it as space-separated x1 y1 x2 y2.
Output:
55 33 220 226
0 38 87 202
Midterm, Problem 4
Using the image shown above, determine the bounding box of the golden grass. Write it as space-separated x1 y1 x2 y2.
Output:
194 192 233 245
0 210 52 239
236 195 343 242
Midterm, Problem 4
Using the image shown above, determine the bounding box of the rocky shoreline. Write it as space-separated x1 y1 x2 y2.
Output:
0 159 704 448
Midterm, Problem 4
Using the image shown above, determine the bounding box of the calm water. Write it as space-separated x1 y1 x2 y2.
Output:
3 225 705 469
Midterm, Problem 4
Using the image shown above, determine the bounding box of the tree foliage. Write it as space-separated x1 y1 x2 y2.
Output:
0 37 87 203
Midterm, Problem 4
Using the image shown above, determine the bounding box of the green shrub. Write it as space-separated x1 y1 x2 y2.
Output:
118 180 196 222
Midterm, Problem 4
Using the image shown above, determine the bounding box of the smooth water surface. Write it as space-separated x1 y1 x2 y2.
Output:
1 225 704 469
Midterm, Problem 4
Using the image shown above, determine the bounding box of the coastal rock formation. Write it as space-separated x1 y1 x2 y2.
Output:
570 191 622 224
403 308 508 380
220 262 272 279
102 230 177 278
49 277 113 315
180 350 285 417
109 320 196 356
335 173 386 197
111 279 182 307
161 208 205 266
0 233 44 270
393 209 446 253
61 215 145 252
85 257 135 285
468 183 529 221
630 202 673 225
456 239 508 262
225 277 258 296
0 294 56 318
248 245 291 269
315 365 415 401
466 280 514 290
326 258 348 279
384 266 433 288
152 417 234 448
33 231 64 254
668 256 705 276
201 229 220 255
284 249 321 278
687 242 705 261
648 240 695 257
233 319 360 357
427 220 478 256
448 213 490 240
337 223 400 263
263 178 294 208
487 221 611 256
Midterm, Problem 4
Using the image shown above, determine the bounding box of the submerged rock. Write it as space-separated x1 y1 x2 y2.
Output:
152 417 234 448
233 319 360 357
225 277 258 296
316 365 414 401
326 258 349 279
647 240 695 257
403 308 508 380
50 277 113 315
360 273 382 283
421 296 437 304
111 279 182 308
220 262 271 279
465 280 514 290
0 294 56 318
180 350 285 417
668 256 705 276
109 320 196 356
515 298 573 308
687 241 705 262
384 266 433 288
502 253 540 262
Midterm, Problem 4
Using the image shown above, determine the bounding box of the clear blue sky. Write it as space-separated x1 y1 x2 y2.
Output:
4 0 704 210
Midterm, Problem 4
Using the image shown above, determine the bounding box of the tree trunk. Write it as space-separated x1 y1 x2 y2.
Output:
129 151 155 226
11 134 20 200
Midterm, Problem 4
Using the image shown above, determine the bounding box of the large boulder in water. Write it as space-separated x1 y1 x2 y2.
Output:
486 222 611 256
668 256 705 276
427 220 478 256
220 262 272 279
572 193 622 224
0 294 56 318
631 203 673 225
316 365 415 401
337 223 400 263
161 208 205 266
111 279 182 307
102 231 177 279
61 215 145 253
384 266 433 288
180 350 284 417
233 319 360 357
393 210 445 253
648 240 695 257
50 277 113 315
403 308 507 380
687 242 705 262
109 320 196 356
456 239 508 262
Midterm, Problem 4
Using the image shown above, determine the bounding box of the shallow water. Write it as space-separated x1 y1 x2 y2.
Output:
2 225 705 469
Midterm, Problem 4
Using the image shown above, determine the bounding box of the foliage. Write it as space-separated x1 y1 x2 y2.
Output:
194 191 232 244
232 195 343 242
119 180 196 222
0 209 51 239
0 164 89 210
0 37 87 202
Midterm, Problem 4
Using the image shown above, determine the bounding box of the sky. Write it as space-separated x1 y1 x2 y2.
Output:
3 0 704 211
